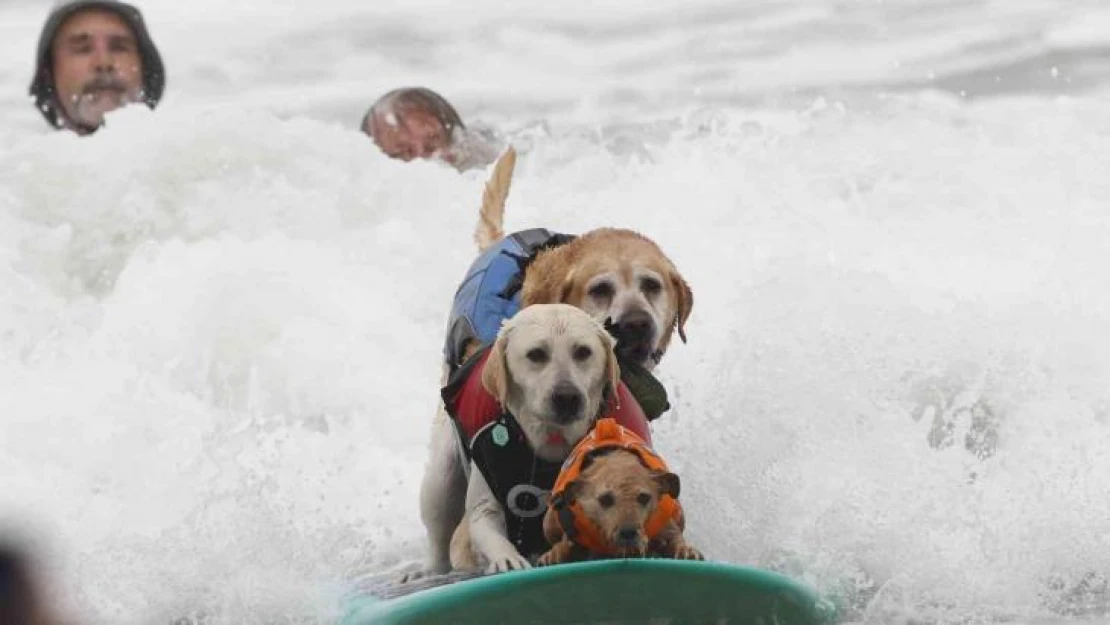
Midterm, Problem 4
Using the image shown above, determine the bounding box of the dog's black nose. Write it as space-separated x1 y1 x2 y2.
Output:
613 310 653 341
616 527 640 546
550 384 583 421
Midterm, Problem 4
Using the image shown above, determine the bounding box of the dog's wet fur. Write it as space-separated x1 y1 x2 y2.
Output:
520 228 693 372
415 147 694 578
538 448 703 565
446 304 619 573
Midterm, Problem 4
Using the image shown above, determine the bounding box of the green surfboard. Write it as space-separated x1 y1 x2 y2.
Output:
342 559 837 625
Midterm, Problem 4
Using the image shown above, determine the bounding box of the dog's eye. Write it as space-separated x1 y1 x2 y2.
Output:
637 492 652 506
640 277 662 296
525 348 549 364
588 282 614 300
572 345 592 361
597 492 615 508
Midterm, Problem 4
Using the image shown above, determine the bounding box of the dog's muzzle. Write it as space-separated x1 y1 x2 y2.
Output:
549 382 584 423
613 525 646 554
605 310 657 365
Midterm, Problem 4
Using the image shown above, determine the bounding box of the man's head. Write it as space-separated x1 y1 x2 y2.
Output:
361 87 465 164
29 1 166 134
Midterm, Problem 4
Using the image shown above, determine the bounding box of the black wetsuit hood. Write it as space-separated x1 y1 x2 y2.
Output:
29 0 165 130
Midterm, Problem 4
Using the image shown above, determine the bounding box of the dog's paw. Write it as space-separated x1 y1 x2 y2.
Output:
536 549 561 567
397 570 427 584
673 544 704 561
486 553 532 574
396 558 450 583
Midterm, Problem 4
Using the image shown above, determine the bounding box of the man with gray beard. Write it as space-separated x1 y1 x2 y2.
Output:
29 0 165 135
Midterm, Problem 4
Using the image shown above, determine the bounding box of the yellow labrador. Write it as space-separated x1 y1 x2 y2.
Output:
446 303 619 573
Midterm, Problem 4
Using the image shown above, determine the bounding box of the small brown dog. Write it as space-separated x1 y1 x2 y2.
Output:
538 418 703 565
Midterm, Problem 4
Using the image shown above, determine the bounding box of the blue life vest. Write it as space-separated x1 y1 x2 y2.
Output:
442 228 575 371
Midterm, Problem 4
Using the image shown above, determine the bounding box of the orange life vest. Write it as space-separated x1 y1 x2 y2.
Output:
548 418 682 555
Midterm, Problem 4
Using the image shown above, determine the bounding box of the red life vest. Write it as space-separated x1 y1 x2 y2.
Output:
441 348 654 558
444 349 653 448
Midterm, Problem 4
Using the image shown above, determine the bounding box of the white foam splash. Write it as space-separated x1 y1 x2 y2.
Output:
2 94 1108 624
2 0 1110 623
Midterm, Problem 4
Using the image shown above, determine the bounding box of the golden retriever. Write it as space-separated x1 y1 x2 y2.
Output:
469 148 694 372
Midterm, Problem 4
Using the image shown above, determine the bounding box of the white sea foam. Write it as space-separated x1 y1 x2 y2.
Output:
2 1 1109 624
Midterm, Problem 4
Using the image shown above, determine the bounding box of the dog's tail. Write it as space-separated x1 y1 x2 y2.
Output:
474 145 517 252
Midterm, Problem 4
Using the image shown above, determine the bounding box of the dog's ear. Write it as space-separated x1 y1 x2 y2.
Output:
523 265 577 306
594 321 621 399
558 270 578 303
562 479 584 504
481 325 512 406
652 471 681 499
669 270 693 343
543 503 566 544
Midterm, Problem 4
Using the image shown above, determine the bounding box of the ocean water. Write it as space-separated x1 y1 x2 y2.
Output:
1 1 1109 624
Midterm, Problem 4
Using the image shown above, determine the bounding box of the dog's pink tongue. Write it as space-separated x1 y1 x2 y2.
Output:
546 431 567 445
